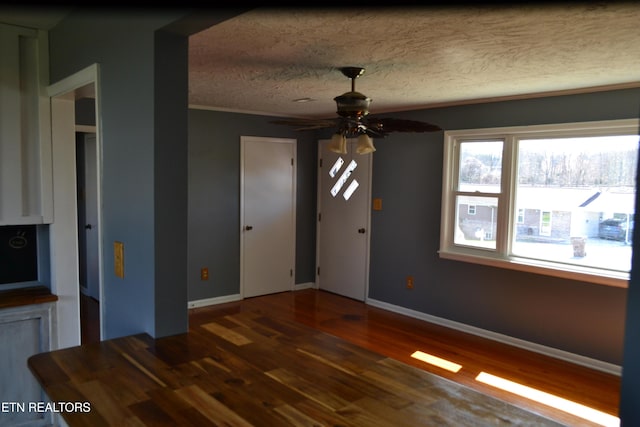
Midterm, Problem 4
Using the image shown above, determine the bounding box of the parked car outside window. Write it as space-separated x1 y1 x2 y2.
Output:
599 218 634 242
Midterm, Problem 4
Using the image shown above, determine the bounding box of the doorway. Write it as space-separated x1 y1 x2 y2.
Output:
316 138 372 301
240 136 296 298
76 130 100 343
48 64 102 347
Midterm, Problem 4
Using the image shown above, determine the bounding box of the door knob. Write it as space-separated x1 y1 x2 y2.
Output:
85 224 92 230
245 225 253 231
358 228 366 234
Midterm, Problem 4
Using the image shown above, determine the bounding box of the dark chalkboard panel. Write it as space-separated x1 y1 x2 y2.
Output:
0 225 38 284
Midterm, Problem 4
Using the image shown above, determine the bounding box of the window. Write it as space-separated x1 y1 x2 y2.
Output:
329 157 360 200
440 119 639 287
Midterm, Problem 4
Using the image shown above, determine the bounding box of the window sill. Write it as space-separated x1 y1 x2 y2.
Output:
438 249 629 288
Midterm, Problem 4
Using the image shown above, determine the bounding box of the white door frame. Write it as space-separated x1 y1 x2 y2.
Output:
239 136 296 298
48 63 103 347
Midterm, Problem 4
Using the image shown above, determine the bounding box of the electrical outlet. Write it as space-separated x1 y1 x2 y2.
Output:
201 268 209 280
406 275 414 289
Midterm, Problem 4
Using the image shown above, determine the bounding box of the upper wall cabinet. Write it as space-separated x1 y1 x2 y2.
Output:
0 23 52 225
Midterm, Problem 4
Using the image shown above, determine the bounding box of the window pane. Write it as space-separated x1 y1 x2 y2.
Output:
513 135 637 272
328 157 344 178
455 195 498 249
330 159 357 197
458 140 503 192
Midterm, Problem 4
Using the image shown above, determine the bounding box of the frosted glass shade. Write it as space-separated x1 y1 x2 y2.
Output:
356 134 375 154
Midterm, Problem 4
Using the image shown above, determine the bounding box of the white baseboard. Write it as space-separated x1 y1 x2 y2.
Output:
366 298 622 376
293 282 316 290
188 293 242 309
187 283 317 309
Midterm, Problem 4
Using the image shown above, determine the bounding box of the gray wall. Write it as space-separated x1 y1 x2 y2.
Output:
48 9 244 338
187 88 638 365
367 89 639 365
187 109 317 302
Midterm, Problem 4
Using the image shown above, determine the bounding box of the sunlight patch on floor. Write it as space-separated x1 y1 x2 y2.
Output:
476 372 620 427
410 351 462 373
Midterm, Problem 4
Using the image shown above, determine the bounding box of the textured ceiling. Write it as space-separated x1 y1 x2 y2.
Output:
188 4 640 119
1 4 638 120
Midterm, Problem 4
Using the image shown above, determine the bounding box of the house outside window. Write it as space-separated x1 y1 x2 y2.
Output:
440 119 639 287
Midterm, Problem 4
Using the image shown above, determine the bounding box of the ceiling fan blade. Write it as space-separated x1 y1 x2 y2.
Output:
270 118 339 131
366 117 442 136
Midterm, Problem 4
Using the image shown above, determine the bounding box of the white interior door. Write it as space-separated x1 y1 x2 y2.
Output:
241 136 296 298
317 139 371 301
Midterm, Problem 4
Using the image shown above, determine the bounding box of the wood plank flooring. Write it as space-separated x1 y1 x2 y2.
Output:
52 288 620 426
189 289 620 426
31 296 574 426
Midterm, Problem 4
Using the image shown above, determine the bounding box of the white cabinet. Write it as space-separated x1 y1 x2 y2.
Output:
0 300 56 427
0 23 52 225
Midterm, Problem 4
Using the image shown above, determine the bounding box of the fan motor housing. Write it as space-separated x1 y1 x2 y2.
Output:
334 91 371 118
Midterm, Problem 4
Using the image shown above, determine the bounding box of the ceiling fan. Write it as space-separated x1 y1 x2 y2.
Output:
271 66 442 154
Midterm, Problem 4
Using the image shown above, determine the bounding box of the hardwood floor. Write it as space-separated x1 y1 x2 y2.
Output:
80 293 100 344
31 306 568 426
188 289 620 426
77 288 620 424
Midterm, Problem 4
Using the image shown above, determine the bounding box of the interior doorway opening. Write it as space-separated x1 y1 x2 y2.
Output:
48 64 103 348
76 128 100 344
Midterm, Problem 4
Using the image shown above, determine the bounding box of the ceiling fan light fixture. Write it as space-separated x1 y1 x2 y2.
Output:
356 133 376 154
329 133 347 154
271 66 442 144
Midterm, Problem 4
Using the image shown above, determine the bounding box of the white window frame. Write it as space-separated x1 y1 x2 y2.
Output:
440 119 639 288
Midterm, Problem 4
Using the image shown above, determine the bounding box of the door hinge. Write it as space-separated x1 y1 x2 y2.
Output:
317 267 320 276
291 158 294 166
290 269 293 277
318 213 321 222
319 158 323 168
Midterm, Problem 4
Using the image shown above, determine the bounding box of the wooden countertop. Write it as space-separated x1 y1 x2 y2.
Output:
0 285 58 309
